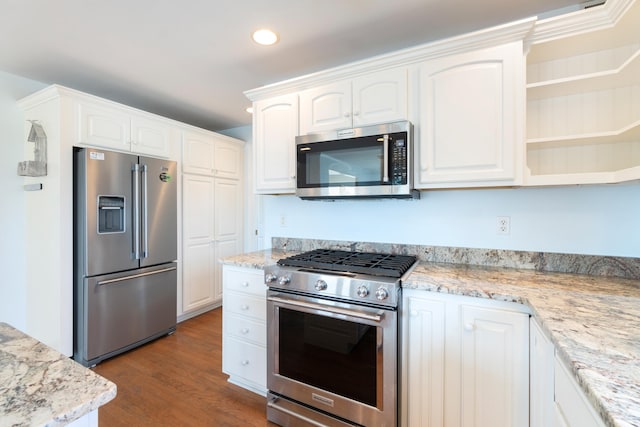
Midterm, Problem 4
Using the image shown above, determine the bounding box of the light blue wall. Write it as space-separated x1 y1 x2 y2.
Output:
222 124 640 258
0 71 47 329
262 183 640 258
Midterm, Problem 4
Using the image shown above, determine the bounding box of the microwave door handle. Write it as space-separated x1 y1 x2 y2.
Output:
382 134 389 183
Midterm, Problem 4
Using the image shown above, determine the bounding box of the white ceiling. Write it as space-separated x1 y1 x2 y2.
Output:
0 0 584 132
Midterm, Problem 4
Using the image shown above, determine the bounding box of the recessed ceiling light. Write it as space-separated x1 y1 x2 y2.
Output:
246 106 253 114
252 29 279 46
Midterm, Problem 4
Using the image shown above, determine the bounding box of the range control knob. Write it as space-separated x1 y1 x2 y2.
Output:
265 273 277 283
278 275 291 286
356 285 369 298
375 287 389 301
315 279 328 291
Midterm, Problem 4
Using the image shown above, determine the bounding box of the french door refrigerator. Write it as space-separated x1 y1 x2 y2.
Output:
73 147 177 367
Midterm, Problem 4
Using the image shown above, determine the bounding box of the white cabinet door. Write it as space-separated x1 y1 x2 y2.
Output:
299 80 352 135
353 68 408 127
182 174 216 312
530 318 555 427
418 42 523 188
458 304 529 427
553 358 606 427
130 115 171 158
77 101 131 151
299 68 409 135
77 100 172 157
213 138 243 180
254 93 298 193
401 291 446 427
183 131 243 179
182 130 215 175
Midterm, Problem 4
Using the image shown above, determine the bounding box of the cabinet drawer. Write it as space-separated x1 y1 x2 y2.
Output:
224 291 266 321
224 313 266 346
223 337 266 387
223 267 265 296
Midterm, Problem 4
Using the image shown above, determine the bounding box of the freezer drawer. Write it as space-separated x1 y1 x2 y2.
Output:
76 263 177 366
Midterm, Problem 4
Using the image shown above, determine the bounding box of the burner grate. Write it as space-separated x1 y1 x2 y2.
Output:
278 249 417 278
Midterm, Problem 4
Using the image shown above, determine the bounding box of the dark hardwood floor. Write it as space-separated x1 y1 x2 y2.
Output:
93 308 278 426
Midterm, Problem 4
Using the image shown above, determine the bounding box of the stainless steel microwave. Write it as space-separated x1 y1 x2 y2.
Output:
295 121 418 199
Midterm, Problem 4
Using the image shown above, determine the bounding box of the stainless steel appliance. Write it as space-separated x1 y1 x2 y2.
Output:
265 249 417 426
73 147 177 367
296 121 418 200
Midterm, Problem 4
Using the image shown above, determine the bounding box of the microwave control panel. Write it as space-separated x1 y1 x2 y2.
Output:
390 137 407 185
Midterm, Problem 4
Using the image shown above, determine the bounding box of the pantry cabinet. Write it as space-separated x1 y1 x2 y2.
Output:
401 290 529 427
253 93 298 194
416 41 524 188
181 127 244 317
222 265 267 395
525 0 640 185
76 98 174 158
299 67 408 135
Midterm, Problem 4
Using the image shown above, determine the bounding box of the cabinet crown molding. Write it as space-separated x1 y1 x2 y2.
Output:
527 0 634 45
244 17 535 102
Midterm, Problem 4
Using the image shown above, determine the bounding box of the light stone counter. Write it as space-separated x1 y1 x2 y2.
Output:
0 323 116 427
222 249 640 427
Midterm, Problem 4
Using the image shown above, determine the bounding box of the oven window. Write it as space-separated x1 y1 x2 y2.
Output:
278 308 378 407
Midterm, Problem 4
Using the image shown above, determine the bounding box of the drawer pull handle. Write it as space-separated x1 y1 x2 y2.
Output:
241 360 250 366
241 328 250 334
464 323 475 332
241 304 249 310
242 282 249 287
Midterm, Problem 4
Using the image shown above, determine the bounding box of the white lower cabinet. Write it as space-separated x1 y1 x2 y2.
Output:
529 318 605 427
402 290 530 427
222 265 267 395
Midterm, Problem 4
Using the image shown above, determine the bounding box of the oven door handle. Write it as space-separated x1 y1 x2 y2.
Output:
268 295 385 323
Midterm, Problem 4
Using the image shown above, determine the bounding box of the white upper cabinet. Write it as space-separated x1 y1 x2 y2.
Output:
254 93 299 194
416 41 524 188
77 99 172 158
299 67 408 135
182 129 243 179
525 0 640 185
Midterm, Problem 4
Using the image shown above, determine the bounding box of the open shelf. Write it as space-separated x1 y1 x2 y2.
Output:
526 118 640 146
527 46 640 100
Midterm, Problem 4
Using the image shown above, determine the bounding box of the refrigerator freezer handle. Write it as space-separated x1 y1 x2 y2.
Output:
96 266 177 286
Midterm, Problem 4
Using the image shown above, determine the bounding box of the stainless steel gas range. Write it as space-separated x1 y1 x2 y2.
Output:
265 249 417 427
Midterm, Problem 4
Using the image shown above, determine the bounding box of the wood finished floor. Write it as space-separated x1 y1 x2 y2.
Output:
93 308 278 427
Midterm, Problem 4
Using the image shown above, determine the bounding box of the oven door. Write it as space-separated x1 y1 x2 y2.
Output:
267 290 398 427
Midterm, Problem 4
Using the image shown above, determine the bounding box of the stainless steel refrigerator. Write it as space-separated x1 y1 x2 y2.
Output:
73 147 177 367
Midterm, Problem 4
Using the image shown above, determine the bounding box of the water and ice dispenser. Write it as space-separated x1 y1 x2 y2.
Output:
97 196 125 233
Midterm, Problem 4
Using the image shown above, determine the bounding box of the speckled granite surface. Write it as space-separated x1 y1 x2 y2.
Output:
0 323 116 427
221 247 640 427
271 237 640 279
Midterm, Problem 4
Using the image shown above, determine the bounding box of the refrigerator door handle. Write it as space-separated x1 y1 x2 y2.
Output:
97 266 177 286
141 163 148 259
132 164 141 260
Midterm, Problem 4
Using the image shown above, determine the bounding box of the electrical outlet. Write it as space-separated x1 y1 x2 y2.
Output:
496 216 510 235
279 215 287 227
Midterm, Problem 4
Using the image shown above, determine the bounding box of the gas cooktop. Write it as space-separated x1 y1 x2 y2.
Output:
277 249 417 278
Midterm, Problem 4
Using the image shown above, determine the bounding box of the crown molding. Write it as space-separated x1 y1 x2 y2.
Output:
245 17 535 102
527 0 634 45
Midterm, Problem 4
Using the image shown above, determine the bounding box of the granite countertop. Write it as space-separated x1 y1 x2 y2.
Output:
0 323 117 427
222 250 640 427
